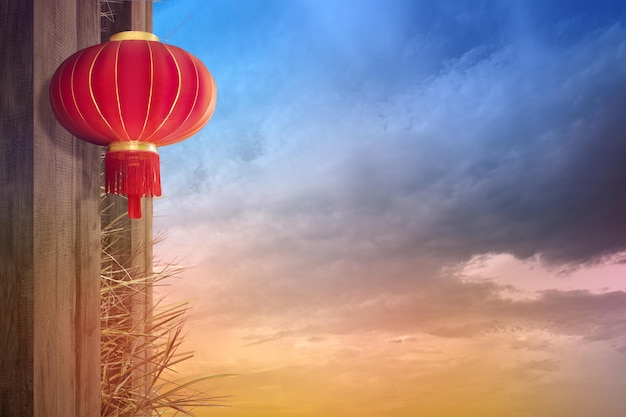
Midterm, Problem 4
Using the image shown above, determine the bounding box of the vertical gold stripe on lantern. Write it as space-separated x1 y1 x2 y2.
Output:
144 44 183 143
138 40 155 141
171 51 201 141
88 44 120 139
114 41 132 141
69 50 91 128
174 69 216 143
54 50 110 144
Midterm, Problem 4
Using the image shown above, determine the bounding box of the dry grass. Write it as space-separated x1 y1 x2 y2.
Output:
100 202 231 416
101 1 116 24
100 0 162 24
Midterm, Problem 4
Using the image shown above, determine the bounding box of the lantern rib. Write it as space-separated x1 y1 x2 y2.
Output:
65 49 112 144
89 44 122 140
114 42 132 141
52 60 73 129
68 51 94 136
143 44 183 143
163 51 200 144
175 70 216 142
137 40 155 142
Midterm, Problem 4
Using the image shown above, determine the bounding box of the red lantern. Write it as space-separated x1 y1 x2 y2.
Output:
49 31 217 218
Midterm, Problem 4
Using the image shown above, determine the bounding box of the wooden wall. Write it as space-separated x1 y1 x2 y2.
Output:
0 1 157 415
0 0 101 416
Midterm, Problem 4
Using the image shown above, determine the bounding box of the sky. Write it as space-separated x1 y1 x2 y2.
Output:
151 1 626 416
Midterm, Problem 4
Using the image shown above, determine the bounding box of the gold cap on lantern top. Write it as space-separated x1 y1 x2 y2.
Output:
109 31 159 42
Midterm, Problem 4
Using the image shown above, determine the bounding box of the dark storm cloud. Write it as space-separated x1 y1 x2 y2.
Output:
396 10 626 266
305 19 626 266
416 32 626 264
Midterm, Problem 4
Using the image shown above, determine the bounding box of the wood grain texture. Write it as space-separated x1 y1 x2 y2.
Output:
1 0 100 416
0 1 36 415
73 3 102 416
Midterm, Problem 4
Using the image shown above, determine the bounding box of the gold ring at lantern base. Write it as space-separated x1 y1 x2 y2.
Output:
108 141 158 154
109 31 159 42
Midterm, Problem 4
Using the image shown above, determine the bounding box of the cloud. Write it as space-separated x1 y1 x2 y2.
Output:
159 17 626 278
388 335 418 344
324 285 626 343
427 320 507 338
154 0 626 358
507 358 561 381
183 252 626 346
244 329 296 346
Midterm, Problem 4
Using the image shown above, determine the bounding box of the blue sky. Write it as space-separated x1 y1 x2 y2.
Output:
151 1 626 416
154 0 626 264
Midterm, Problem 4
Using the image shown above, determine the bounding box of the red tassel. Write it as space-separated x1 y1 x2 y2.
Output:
105 149 162 219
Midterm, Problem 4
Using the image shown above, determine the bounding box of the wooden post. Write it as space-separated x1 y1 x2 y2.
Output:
100 2 155 415
0 0 101 416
